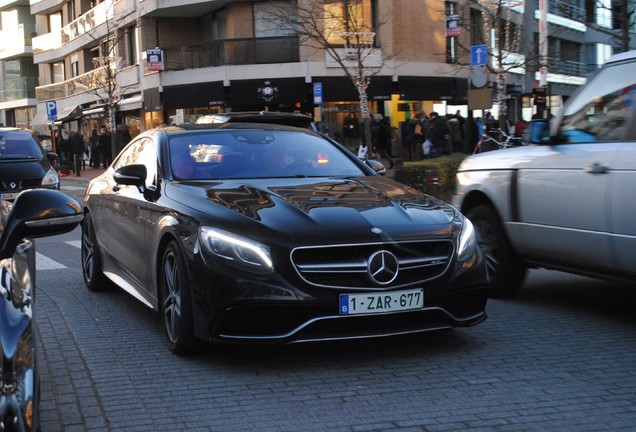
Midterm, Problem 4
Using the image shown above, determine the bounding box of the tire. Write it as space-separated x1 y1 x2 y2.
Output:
81 213 108 292
160 241 196 355
466 204 526 297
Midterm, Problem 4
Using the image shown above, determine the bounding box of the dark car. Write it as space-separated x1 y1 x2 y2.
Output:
81 123 487 354
0 128 60 201
0 189 83 431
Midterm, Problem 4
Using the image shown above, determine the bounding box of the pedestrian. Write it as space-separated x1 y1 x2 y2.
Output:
57 128 71 165
70 130 86 176
371 114 393 169
115 123 132 156
447 114 463 153
89 128 99 168
342 112 359 150
98 127 112 168
427 112 451 157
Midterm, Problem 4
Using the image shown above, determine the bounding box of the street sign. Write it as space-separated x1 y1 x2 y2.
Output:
313 82 323 105
46 100 57 121
470 45 488 67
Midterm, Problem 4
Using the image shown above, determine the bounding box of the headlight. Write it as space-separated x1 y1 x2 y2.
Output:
457 217 478 267
41 168 59 187
199 227 274 274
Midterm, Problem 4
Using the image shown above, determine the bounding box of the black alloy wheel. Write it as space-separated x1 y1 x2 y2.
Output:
160 241 196 355
466 204 526 297
81 213 108 292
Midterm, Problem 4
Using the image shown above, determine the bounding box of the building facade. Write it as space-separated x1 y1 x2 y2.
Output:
19 0 636 147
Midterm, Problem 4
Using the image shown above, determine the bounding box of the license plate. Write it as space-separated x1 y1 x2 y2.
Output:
339 288 424 315
1 192 18 201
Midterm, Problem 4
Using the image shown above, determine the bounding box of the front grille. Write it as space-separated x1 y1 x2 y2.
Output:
291 240 454 289
1 179 41 192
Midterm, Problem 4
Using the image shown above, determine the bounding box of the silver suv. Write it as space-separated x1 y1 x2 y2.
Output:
453 50 636 297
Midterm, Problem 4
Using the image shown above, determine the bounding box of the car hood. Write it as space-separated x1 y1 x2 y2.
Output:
0 159 49 180
457 145 552 171
166 176 458 243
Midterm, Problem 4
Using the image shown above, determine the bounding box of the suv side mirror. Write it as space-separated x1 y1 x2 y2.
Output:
0 189 83 259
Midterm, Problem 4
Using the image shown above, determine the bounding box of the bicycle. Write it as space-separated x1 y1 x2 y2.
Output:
473 128 523 154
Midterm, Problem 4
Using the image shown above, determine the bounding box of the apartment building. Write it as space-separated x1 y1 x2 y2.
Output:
0 0 38 128
22 0 635 142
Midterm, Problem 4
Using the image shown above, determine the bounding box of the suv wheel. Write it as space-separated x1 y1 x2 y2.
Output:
466 205 526 297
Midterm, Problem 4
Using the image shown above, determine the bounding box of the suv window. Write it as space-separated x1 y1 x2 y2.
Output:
560 60 636 143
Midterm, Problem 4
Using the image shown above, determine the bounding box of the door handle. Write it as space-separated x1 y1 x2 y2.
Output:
584 163 608 174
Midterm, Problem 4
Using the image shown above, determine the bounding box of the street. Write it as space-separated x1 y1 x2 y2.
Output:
30 183 636 431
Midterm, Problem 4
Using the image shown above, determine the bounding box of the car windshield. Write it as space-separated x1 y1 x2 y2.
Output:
168 130 366 180
0 132 44 159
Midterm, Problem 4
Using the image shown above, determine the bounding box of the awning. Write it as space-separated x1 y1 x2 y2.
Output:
229 78 306 106
313 76 394 102
119 94 144 111
163 82 225 110
397 76 467 103
31 105 82 126
83 107 105 116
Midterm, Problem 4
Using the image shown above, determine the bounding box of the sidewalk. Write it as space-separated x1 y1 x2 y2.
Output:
59 164 106 185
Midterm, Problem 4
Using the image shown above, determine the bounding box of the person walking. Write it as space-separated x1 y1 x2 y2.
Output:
342 113 359 151
88 128 99 167
115 123 132 156
70 130 86 176
371 114 393 169
427 112 450 157
98 127 112 168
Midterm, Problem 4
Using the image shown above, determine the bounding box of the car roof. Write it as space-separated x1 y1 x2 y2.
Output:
194 111 315 129
606 49 636 64
161 122 314 134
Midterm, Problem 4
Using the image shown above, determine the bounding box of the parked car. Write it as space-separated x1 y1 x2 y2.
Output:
0 128 60 201
453 50 636 297
0 189 83 431
81 123 487 354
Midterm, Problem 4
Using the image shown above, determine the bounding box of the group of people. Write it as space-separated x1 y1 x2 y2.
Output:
55 124 131 176
403 110 468 160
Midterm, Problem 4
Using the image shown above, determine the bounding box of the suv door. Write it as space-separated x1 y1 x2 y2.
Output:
534 55 636 275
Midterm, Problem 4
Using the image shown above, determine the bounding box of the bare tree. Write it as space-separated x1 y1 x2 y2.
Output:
453 0 531 125
78 2 137 157
267 0 392 152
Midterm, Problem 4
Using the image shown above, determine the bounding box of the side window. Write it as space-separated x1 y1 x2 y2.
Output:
559 61 636 143
112 137 158 187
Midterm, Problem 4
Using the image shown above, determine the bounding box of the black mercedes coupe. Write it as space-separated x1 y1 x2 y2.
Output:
81 123 487 354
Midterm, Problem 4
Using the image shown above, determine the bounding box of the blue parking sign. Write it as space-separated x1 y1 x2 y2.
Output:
46 101 57 121
471 45 488 67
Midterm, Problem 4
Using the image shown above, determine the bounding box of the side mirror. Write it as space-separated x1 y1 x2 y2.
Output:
365 159 387 176
114 164 147 193
0 189 83 259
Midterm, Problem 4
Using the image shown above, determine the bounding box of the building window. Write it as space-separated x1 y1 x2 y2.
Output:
71 54 79 78
254 1 296 37
51 63 64 83
324 0 373 46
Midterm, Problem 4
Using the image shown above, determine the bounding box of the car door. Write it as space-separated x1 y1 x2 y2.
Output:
513 142 616 271
606 90 636 277
512 60 636 273
99 137 156 292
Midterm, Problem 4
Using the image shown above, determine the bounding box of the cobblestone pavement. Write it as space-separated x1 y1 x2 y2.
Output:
33 227 636 432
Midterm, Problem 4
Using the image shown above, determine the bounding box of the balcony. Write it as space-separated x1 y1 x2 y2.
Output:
33 0 112 55
549 0 586 22
0 24 30 60
162 36 300 70
0 76 37 103
36 63 139 102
